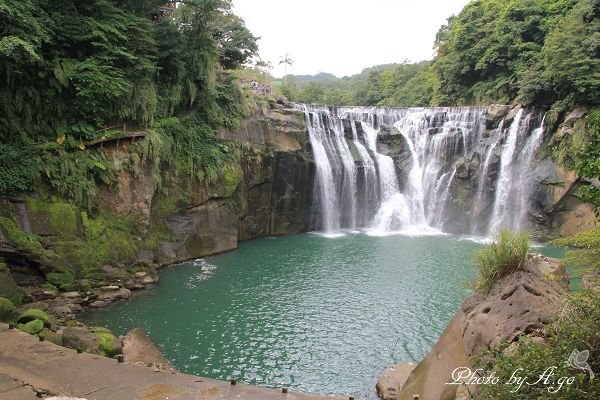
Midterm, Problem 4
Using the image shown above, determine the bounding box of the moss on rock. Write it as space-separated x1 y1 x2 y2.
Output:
17 308 50 327
26 198 79 238
17 319 44 335
62 327 98 354
91 327 122 357
46 271 76 290
221 163 243 197
0 297 15 321
0 217 49 262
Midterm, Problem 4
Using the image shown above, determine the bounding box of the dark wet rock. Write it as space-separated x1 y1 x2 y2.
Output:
89 288 131 308
504 104 522 124
485 105 511 129
468 152 481 180
29 288 58 301
456 158 469 179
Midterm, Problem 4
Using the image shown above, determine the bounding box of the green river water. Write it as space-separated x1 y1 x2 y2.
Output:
83 233 564 399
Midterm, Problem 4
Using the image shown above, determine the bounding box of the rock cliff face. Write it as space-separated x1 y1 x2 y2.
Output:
379 255 569 400
0 106 315 308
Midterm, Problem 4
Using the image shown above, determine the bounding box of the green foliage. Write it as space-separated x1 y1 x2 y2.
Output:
553 227 600 275
211 13 258 70
40 148 115 210
478 289 600 399
285 61 433 107
431 0 597 106
473 230 530 293
0 0 257 155
575 111 600 213
0 137 116 209
46 271 75 290
152 115 235 184
543 0 600 106
0 142 39 194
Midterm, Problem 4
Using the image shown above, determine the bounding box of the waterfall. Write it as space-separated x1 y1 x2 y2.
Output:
470 120 504 234
487 111 546 234
298 104 545 236
488 110 526 234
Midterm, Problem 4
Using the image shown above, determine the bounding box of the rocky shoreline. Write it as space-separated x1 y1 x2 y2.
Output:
0 322 345 400
375 254 570 400
0 262 164 364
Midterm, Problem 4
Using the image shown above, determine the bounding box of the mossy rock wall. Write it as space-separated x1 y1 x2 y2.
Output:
0 107 314 294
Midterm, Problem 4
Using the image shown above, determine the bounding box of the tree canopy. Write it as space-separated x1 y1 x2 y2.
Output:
0 0 258 142
0 0 259 202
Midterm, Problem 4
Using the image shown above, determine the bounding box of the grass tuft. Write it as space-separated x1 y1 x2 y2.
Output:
474 230 530 293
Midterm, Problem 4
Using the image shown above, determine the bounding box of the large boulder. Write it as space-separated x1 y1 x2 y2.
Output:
89 287 131 308
90 326 122 357
461 267 566 357
63 327 101 354
485 105 511 129
63 326 122 357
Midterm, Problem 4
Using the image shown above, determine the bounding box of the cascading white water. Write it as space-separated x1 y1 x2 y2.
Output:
488 113 547 234
299 104 546 236
303 111 340 232
516 115 546 228
488 110 526 234
470 120 505 234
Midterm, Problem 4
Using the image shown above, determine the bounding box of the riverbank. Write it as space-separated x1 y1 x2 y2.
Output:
0 322 346 400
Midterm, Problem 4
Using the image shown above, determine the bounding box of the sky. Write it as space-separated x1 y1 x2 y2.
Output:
231 0 473 78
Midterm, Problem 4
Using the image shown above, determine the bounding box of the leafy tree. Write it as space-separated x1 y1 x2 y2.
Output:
542 0 600 106
430 0 597 106
211 13 258 70
279 53 293 84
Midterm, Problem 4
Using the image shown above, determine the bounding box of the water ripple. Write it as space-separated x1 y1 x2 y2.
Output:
81 234 560 399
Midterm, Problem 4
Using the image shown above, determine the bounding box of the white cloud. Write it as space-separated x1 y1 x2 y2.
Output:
231 0 472 77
